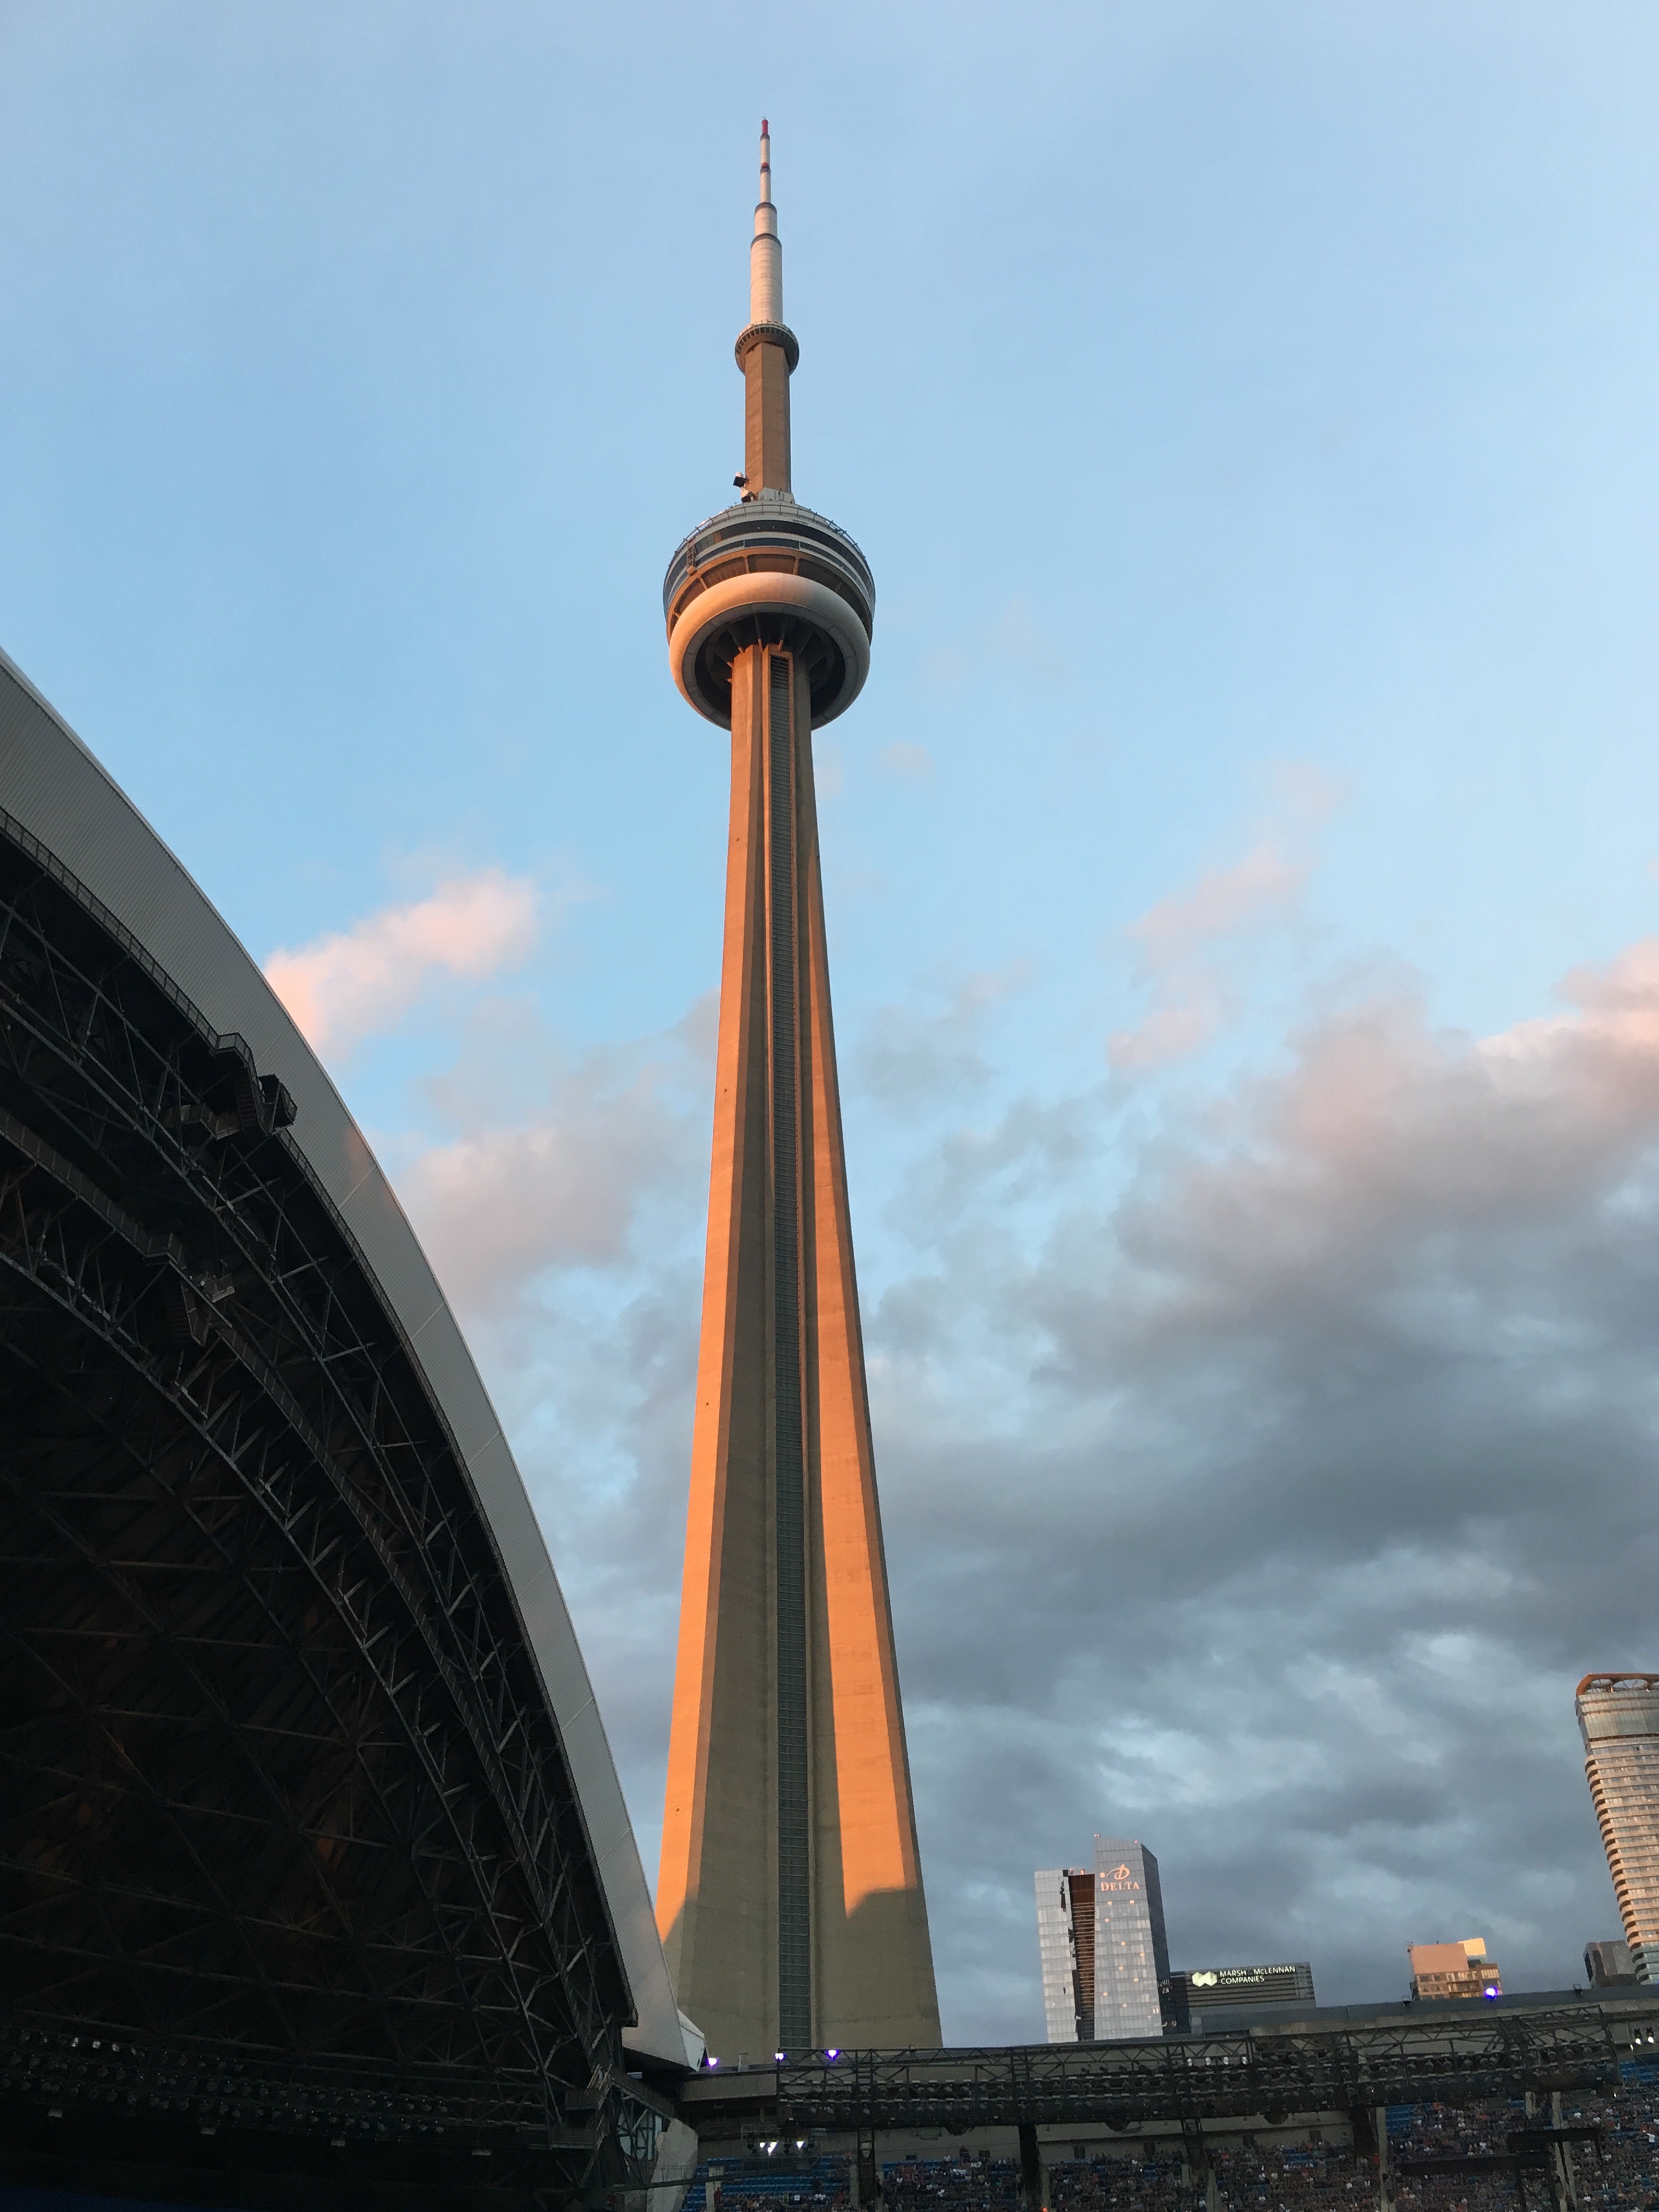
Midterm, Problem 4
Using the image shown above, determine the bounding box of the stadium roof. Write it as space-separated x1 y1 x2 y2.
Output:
0 642 693 2089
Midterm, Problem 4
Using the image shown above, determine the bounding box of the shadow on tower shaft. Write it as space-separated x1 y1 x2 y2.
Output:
655 123 941 2061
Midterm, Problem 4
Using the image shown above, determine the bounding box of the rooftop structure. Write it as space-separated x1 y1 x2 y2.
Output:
1408 1939 1502 2001
1578 1672 1659 1983
655 126 939 2059
1586 1938 1639 1988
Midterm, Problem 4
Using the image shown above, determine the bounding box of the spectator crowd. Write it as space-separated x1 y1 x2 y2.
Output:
679 2075 1659 2212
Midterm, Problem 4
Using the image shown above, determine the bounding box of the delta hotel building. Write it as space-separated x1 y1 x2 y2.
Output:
1035 1837 1318 2042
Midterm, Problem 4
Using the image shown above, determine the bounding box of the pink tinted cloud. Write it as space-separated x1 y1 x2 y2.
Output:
1114 933 1659 1323
1131 843 1304 964
395 1003 714 1318
403 1101 671 1312
1109 843 1306 1073
266 868 539 1057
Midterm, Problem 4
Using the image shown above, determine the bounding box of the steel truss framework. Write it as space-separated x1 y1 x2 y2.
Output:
0 820 650 2203
679 2001 1659 2136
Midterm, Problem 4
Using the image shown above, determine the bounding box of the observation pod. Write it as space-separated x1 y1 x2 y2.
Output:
664 501 874 729
656 123 940 2064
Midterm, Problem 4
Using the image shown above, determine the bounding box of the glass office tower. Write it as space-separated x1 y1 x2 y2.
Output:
1092 1836 1170 2040
1578 1673 1659 1982
1036 1837 1170 2042
1034 1867 1092 2042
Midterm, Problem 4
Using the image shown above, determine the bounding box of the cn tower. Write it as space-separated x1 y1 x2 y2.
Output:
656 125 941 2058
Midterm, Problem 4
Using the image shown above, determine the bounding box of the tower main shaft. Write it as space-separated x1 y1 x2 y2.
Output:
656 127 940 2059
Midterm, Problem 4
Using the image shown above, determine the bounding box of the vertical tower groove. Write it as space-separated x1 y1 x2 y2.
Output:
657 126 940 2059
768 648 812 2048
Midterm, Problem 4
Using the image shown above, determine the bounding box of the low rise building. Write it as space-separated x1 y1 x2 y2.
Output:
1163 1961 1316 2033
1407 1938 1502 2000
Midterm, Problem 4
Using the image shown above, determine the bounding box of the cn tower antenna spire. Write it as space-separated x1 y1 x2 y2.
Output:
737 116 795 499
752 117 781 326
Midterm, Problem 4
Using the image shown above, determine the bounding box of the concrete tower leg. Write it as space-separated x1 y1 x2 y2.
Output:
657 643 939 2055
657 644 780 2056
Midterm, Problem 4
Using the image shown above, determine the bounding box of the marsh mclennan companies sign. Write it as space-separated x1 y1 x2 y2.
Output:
1188 1965 1302 1991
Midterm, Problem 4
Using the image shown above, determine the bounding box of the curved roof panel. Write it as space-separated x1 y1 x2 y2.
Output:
0 645 690 2070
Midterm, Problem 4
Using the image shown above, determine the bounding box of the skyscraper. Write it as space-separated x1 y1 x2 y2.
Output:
1092 1837 1170 2040
654 126 940 2060
1578 1672 1659 1983
1035 1868 1095 2043
1035 1838 1170 2042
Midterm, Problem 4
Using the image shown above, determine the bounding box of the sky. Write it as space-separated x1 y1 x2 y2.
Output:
3 0 1659 2042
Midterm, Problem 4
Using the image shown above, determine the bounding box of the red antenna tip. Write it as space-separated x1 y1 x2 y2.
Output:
761 117 770 135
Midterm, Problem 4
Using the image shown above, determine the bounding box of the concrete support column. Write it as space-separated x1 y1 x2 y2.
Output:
1548 2091 1579 2212
854 2130 879 2207
1018 2123 1047 2212
1182 2121 1217 2212
1186 2114 1221 2212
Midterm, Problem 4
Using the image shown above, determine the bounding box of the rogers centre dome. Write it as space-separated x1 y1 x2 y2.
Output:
0 646 697 2207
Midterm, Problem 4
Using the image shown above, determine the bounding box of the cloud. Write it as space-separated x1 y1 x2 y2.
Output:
402 1043 700 1313
1107 770 1345 1073
878 740 935 779
1109 842 1305 1071
863 929 1659 2036
1132 843 1305 965
380 1002 714 1865
266 867 539 1056
856 964 1031 1108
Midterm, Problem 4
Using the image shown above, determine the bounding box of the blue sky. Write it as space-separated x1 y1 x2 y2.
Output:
4 1 1659 2039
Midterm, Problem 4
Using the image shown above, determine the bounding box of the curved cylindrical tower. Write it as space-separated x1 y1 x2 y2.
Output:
1578 1673 1659 1983
657 127 940 2061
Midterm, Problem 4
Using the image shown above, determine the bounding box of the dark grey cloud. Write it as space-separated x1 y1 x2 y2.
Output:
869 958 1659 2035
